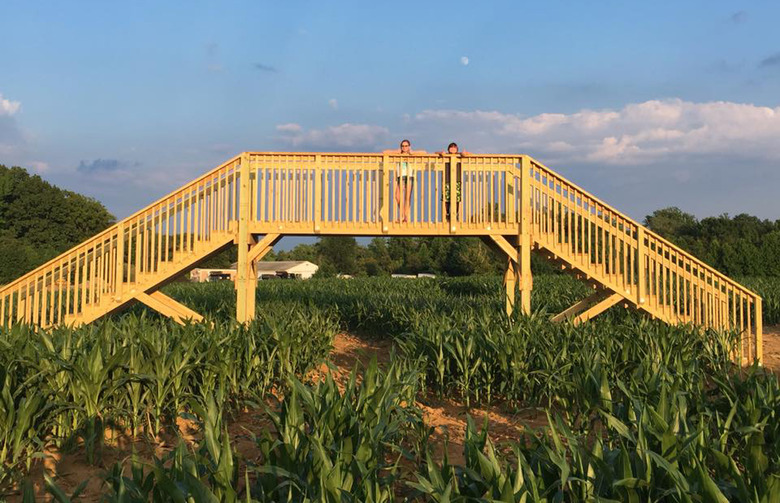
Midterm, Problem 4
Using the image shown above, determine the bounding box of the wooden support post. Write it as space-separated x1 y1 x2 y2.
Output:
314 154 322 233
448 153 457 233
137 291 204 325
244 233 282 321
115 223 125 302
236 153 253 324
519 156 532 314
244 234 257 322
381 154 390 232
755 296 763 364
551 289 622 325
637 226 645 305
503 258 519 317
506 166 516 225
486 235 521 317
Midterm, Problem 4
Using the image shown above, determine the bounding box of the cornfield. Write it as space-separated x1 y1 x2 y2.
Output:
1 275 779 501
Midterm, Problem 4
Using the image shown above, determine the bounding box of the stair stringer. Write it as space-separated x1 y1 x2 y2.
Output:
65 232 235 327
533 241 674 325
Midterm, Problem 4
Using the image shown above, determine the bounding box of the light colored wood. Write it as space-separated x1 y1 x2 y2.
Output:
489 235 519 263
756 297 763 364
519 157 532 314
551 289 620 323
115 222 125 302
247 233 281 263
314 155 322 232
551 290 623 323
136 291 204 325
236 154 252 324
449 154 457 232
381 154 389 232
0 151 761 363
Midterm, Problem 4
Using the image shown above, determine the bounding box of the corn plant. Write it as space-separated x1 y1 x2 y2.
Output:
251 359 424 502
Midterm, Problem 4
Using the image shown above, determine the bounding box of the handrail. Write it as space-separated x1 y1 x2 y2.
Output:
525 155 758 298
0 155 243 327
524 154 761 362
0 154 242 294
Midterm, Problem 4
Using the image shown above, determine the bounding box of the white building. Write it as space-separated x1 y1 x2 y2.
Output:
254 261 319 280
189 268 237 283
190 261 319 282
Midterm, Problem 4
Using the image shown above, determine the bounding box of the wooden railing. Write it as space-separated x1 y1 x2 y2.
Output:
525 157 762 363
0 151 762 363
0 155 243 328
246 152 522 235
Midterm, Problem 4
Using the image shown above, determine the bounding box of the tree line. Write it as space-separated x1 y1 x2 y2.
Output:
644 207 780 277
0 165 777 283
0 165 114 284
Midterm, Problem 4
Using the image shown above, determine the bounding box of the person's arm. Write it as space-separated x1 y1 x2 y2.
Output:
460 150 472 156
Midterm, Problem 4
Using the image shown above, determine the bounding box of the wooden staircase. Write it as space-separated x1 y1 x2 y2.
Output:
521 157 761 363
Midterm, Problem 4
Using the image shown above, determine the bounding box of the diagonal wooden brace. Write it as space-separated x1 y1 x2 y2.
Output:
488 235 518 263
136 291 204 325
551 289 623 325
247 233 281 263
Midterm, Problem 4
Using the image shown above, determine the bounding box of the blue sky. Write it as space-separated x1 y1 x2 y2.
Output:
1 1 779 249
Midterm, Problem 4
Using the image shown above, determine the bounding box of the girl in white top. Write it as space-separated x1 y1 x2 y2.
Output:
384 139 426 223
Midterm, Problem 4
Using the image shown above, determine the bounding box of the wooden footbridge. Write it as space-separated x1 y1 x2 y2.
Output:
0 152 763 363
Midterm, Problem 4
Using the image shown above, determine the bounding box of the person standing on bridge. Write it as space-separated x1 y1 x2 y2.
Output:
384 139 426 223
438 142 470 222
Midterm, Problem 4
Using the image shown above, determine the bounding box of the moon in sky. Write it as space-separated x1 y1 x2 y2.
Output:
460 56 469 66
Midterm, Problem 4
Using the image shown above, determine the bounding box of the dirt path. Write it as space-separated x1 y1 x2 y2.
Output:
320 333 546 464
10 327 780 501
761 325 780 372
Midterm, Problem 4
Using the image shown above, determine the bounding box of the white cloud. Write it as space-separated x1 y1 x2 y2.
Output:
413 99 780 165
276 123 303 133
460 56 469 66
328 98 338 110
0 94 21 116
0 93 24 157
276 122 389 150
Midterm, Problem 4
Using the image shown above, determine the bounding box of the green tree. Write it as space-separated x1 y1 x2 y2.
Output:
0 165 115 283
760 231 780 276
318 236 358 275
643 207 698 240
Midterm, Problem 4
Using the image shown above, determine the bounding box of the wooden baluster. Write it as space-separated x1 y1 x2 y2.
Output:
116 223 125 303
755 296 763 363
381 154 390 231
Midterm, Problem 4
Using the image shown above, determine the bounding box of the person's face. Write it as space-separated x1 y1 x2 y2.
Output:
400 142 411 152
448 145 458 154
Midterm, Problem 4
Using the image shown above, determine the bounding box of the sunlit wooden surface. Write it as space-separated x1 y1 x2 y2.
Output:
0 152 762 364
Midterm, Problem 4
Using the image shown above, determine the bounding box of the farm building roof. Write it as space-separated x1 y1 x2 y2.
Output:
229 261 318 273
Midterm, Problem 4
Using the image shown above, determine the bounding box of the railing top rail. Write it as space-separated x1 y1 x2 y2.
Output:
526 155 759 299
246 151 524 160
0 154 243 293
526 156 639 227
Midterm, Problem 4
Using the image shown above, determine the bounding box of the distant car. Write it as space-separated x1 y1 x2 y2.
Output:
208 273 232 282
